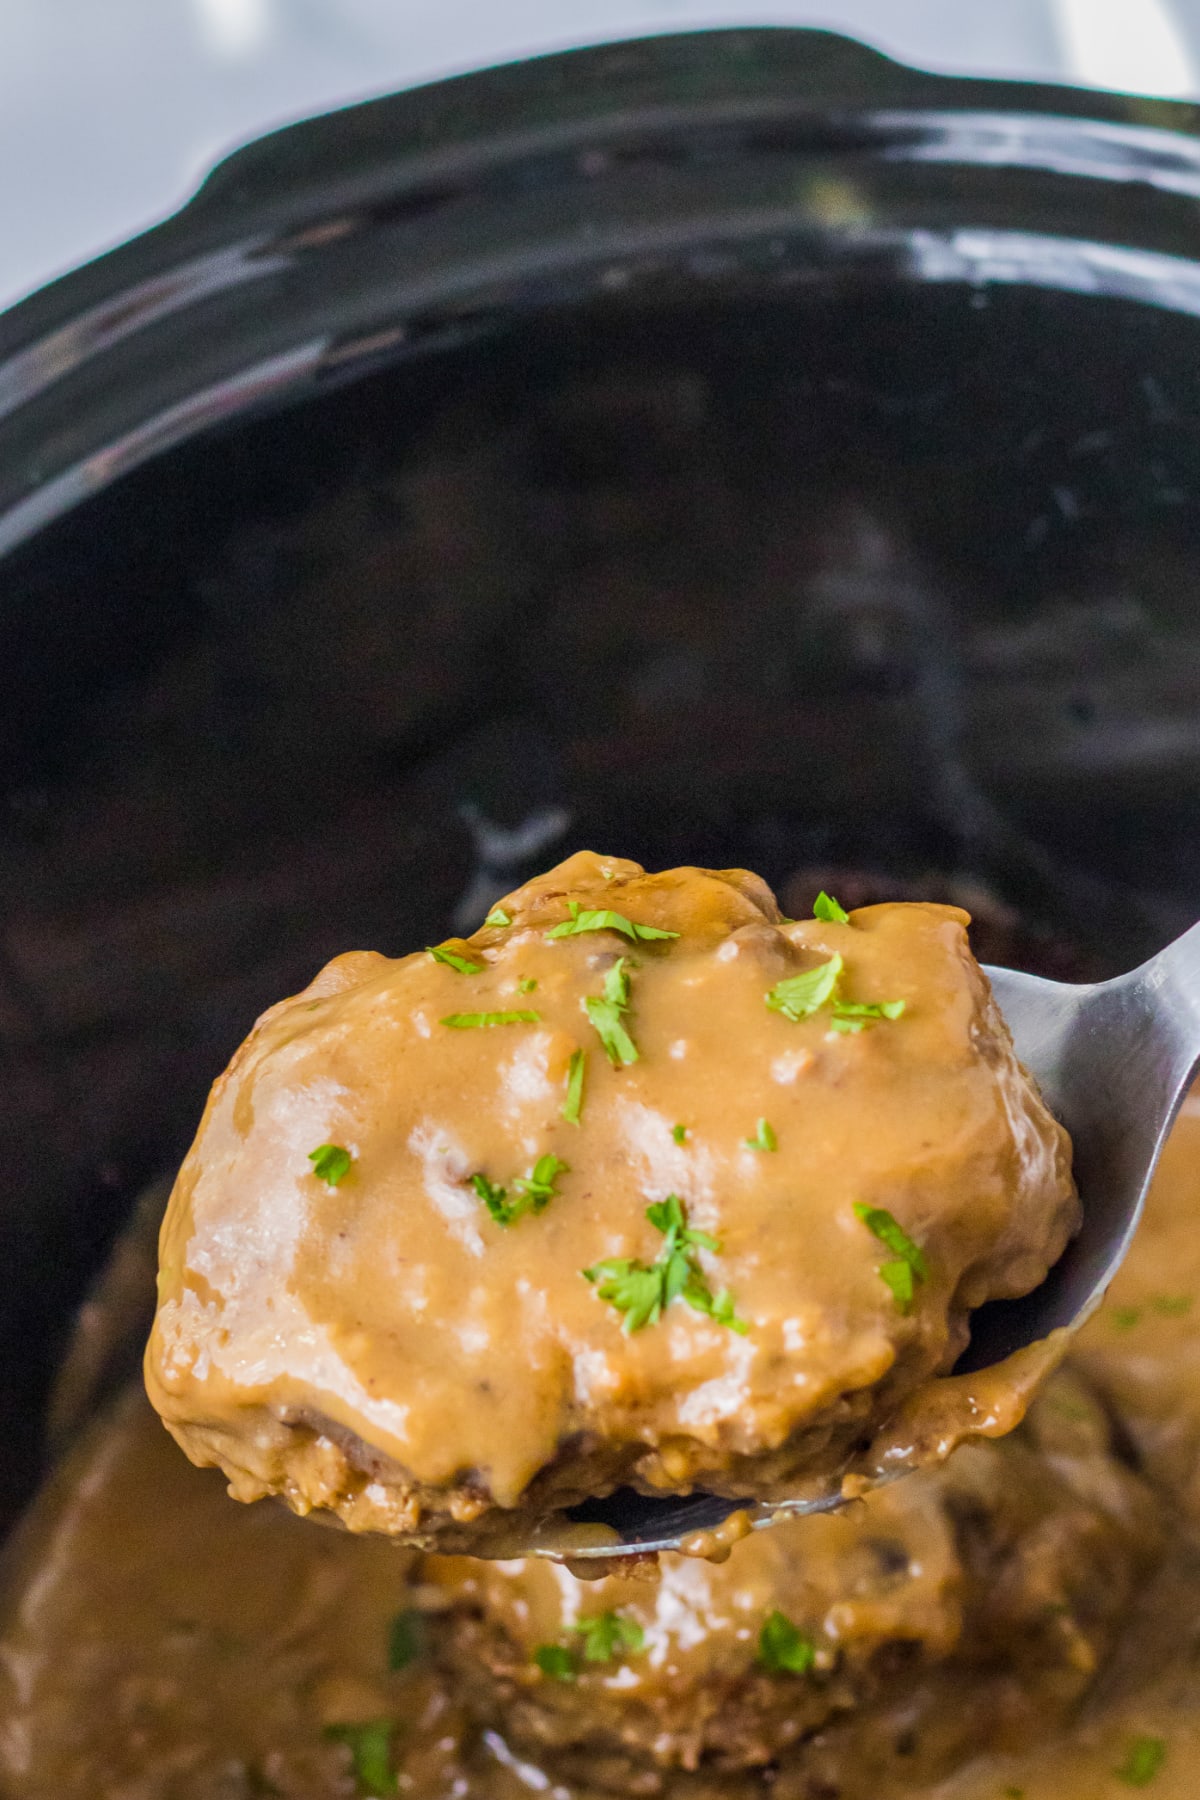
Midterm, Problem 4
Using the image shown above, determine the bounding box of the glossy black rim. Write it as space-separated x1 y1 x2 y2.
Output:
2 27 1200 563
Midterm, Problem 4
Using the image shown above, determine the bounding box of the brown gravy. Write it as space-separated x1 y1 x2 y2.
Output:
2 1098 1199 1797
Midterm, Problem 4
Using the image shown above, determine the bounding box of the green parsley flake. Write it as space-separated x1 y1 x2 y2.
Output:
1003 1789 1026 1799
745 1118 777 1152
765 954 904 1033
645 1193 718 1251
583 1194 747 1335
387 1609 425 1670
672 1124 688 1144
485 907 511 927
813 890 850 925
854 1204 929 1279
704 1288 747 1332
441 1010 540 1028
1117 1735 1167 1786
758 1610 816 1675
324 1720 397 1796
879 1259 915 1312
534 1645 577 1681
1154 1294 1192 1316
426 943 483 974
562 1048 586 1125
547 900 679 944
765 955 843 1021
471 1172 510 1225
584 957 639 1066
515 1154 569 1210
518 977 538 993
532 1613 645 1681
583 1259 664 1334
854 1204 928 1313
1112 1305 1143 1330
471 1155 569 1228
830 998 907 1033
573 1611 646 1663
308 1144 352 1186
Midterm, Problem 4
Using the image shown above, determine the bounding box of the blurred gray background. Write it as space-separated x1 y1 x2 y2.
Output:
4 0 1200 310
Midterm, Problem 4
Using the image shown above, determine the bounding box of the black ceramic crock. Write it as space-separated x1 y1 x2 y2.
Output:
1 27 1198 1532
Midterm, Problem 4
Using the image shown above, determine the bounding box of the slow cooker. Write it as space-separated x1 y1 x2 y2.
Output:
1 25 1198 1539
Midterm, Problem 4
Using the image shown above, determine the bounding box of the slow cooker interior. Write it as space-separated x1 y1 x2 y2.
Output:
2 275 1199 1530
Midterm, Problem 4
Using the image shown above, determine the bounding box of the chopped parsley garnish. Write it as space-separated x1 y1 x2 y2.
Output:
484 907 511 927
515 1154 569 1210
1112 1305 1143 1330
813 890 850 925
854 1203 928 1314
387 1609 425 1670
745 1118 777 1152
830 998 907 1034
583 1194 747 1335
441 1010 540 1028
879 1260 915 1312
518 977 538 993
426 943 483 974
583 1260 666 1334
584 957 639 1066
765 955 843 1021
547 900 678 944
703 1288 749 1332
1117 1735 1166 1785
324 1720 397 1796
855 1205 930 1276
308 1144 352 1186
765 953 904 1032
672 1123 688 1144
562 1048 586 1125
471 1154 569 1228
533 1612 644 1680
573 1611 646 1662
533 1645 577 1681
470 1172 510 1224
758 1610 816 1675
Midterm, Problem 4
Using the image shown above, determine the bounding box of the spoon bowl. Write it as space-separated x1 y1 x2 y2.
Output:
552 922 1200 1558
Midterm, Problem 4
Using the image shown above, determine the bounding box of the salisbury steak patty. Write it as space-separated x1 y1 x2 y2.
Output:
146 852 1077 1553
425 1370 1160 1791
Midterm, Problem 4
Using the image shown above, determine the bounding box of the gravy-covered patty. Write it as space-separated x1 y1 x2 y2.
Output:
145 853 1077 1552
8 1101 1200 1800
426 1370 1158 1790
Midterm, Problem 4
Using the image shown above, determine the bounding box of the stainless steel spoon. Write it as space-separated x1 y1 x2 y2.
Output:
555 921 1200 1559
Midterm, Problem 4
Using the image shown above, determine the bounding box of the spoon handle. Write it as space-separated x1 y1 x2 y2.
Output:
1072 921 1200 1300
1143 920 1200 1076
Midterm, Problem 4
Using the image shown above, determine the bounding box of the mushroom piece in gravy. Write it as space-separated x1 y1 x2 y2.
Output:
144 853 1077 1554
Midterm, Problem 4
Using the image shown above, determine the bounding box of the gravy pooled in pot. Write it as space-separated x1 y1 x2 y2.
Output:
427 1365 1159 1791
0 1364 1160 1800
144 854 1078 1554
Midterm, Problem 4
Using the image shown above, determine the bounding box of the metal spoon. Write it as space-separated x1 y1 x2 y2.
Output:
555 921 1200 1559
